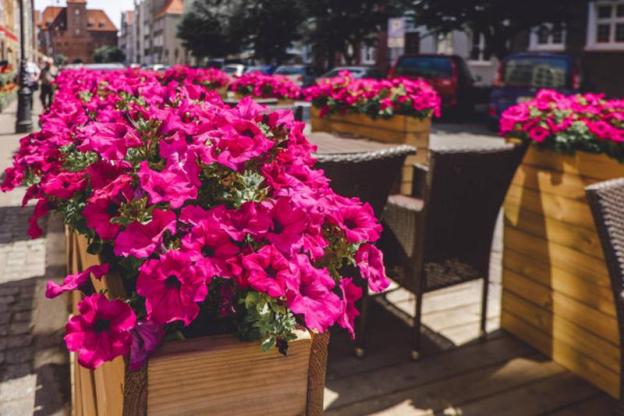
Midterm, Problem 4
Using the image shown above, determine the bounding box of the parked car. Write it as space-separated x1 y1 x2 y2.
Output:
389 54 475 112
244 65 276 75
488 52 581 126
223 64 245 78
273 65 316 86
317 66 383 80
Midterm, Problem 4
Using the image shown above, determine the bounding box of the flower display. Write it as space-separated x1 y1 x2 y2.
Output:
304 71 441 119
229 71 302 100
160 65 231 90
500 89 624 161
2 67 389 369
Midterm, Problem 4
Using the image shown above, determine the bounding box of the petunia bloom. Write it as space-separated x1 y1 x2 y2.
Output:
64 294 136 369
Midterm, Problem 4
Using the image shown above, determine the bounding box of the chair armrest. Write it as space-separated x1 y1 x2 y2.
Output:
411 163 429 198
382 194 424 259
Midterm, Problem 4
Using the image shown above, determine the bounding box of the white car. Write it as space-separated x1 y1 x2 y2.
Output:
223 64 245 78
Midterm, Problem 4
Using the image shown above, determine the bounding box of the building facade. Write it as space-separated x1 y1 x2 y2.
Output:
37 0 117 64
0 0 38 67
123 0 187 66
119 10 135 64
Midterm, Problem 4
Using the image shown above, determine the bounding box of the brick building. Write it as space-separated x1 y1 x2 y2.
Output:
37 0 117 64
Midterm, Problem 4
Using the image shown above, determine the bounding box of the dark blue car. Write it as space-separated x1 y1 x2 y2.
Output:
488 52 581 127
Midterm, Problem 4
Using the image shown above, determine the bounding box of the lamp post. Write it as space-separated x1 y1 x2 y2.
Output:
15 0 33 134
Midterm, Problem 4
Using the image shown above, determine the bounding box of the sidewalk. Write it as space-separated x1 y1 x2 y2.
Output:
0 95 69 416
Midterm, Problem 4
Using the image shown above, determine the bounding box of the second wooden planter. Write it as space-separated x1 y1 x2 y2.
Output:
310 106 431 194
67 231 329 416
502 146 624 398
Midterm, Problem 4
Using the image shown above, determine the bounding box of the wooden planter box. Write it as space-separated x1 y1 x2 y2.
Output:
310 106 431 195
233 92 294 106
66 231 329 416
502 146 624 398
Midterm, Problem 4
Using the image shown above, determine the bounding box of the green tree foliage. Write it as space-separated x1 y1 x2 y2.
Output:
178 0 238 60
93 46 126 63
408 0 588 59
302 0 405 70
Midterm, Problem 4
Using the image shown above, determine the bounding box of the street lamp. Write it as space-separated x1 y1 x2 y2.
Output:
15 0 33 134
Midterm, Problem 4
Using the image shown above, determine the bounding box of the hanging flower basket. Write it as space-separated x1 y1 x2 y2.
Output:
3 67 390 414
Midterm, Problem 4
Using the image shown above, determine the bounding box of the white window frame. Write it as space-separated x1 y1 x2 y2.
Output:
468 31 493 64
586 0 624 51
360 44 375 65
529 24 566 51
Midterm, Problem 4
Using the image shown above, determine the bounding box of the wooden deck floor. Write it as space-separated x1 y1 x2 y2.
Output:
323 233 618 415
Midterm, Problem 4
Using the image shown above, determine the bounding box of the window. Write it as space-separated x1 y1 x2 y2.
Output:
529 24 566 51
469 31 492 62
586 1 624 50
360 45 375 65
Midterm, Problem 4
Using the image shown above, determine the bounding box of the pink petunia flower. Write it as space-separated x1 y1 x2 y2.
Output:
137 250 208 326
355 244 390 293
114 209 177 258
128 320 164 371
46 264 110 298
337 278 362 339
64 294 136 369
242 244 295 298
137 161 198 209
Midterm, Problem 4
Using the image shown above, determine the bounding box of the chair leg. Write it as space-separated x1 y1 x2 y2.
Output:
411 290 424 360
480 275 490 340
354 287 369 358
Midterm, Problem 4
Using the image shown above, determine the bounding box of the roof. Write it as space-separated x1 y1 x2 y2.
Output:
38 6 62 30
155 0 184 18
86 9 117 32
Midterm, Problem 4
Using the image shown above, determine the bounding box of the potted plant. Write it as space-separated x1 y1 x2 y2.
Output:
499 89 624 398
2 67 389 415
229 72 302 105
304 72 441 194
159 65 231 98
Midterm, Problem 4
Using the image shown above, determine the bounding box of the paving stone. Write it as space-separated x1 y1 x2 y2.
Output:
0 374 36 402
8 322 31 335
6 335 32 349
5 347 34 364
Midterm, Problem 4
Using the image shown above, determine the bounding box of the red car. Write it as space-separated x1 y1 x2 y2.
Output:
388 54 474 111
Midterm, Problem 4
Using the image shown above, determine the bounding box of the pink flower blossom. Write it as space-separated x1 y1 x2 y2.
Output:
137 161 198 209
46 264 109 298
114 209 177 258
355 244 389 292
129 320 164 370
242 245 295 297
137 250 208 326
65 294 136 369
338 278 362 339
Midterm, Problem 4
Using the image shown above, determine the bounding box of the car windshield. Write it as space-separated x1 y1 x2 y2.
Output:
503 57 569 88
274 66 304 75
322 68 365 78
395 57 453 78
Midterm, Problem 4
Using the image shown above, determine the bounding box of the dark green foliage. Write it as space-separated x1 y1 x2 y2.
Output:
93 46 126 63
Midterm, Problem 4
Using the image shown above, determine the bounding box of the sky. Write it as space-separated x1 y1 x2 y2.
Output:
34 0 135 30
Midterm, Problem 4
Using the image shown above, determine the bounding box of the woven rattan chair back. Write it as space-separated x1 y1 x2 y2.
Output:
586 178 624 405
421 143 526 283
316 145 416 217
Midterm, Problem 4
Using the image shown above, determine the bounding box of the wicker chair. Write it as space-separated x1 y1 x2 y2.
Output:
379 142 527 359
315 144 416 216
316 144 416 354
586 178 624 413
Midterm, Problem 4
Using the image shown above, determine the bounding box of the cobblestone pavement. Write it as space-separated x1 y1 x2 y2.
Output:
0 97 69 416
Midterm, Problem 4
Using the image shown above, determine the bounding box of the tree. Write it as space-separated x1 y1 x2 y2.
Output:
178 0 240 60
408 0 588 60
93 46 125 63
230 0 304 64
302 0 405 71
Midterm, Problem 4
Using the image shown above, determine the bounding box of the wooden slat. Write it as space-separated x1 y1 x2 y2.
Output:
503 259 616 317
511 163 599 201
505 184 596 231
453 371 599 416
502 310 620 398
502 289 620 371
326 355 564 416
503 226 611 286
503 207 604 260
147 331 312 416
323 335 536 410
547 395 618 415
311 107 430 133
520 147 624 181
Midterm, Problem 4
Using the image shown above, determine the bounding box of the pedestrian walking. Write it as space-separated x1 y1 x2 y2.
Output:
39 59 57 110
